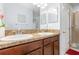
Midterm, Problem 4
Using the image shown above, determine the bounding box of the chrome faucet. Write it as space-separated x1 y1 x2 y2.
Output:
17 28 22 34
16 24 22 34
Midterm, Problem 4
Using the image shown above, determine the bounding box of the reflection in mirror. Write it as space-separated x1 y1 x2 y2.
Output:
2 3 60 36
40 3 59 30
33 4 40 30
4 3 37 35
17 14 27 23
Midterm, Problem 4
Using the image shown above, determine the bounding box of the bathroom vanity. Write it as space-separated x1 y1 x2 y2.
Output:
0 33 59 55
27 35 59 55
1 3 60 55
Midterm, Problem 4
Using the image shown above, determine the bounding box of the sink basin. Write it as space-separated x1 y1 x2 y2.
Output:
0 41 12 45
0 34 33 41
37 32 54 36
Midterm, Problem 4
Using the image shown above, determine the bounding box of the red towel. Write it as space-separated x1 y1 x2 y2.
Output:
66 49 79 55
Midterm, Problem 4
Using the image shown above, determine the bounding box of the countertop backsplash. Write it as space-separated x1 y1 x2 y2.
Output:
5 29 60 36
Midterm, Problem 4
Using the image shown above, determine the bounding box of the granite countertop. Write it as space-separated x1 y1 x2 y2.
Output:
0 32 59 49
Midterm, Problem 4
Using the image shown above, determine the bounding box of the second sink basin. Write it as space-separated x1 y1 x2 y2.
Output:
37 32 54 36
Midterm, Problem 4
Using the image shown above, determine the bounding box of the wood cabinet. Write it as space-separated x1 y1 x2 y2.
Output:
27 48 42 55
0 40 42 55
43 38 52 55
43 35 59 55
21 40 42 54
0 35 59 55
0 46 22 55
50 35 59 55
53 40 59 55
44 44 52 55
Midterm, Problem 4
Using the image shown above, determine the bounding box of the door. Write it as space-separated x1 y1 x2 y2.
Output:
44 44 52 55
60 4 70 55
72 12 79 43
54 40 59 55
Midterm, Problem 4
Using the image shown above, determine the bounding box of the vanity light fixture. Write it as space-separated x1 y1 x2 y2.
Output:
33 3 47 9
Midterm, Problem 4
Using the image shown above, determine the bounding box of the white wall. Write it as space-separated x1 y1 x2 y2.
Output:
69 4 73 44
60 3 72 55
3 3 35 30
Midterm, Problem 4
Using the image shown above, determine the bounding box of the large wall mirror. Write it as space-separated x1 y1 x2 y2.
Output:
3 3 59 30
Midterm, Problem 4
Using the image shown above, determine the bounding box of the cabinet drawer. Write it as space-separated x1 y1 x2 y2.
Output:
0 40 42 55
0 46 22 55
50 36 59 42
27 48 42 55
44 38 50 45
21 40 42 54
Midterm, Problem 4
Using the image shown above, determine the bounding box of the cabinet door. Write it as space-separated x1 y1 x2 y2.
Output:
44 44 52 55
54 40 59 55
22 40 42 54
27 48 42 55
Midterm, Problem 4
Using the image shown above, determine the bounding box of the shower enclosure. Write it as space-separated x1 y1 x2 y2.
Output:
71 11 79 48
